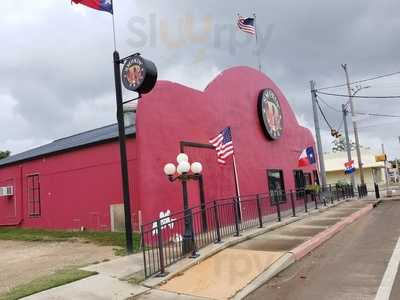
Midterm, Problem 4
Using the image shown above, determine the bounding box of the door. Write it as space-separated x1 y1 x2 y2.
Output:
293 170 306 199
267 169 286 204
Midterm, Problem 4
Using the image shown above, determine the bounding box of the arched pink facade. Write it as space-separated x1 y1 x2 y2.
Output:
0 66 317 230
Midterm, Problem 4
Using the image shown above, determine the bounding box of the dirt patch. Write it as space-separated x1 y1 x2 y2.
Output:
0 240 117 295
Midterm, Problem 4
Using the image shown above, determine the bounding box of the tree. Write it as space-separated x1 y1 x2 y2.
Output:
331 137 357 153
0 150 10 160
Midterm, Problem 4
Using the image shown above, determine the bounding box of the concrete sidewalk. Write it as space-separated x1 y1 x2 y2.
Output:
152 200 377 300
22 254 149 300
22 198 372 300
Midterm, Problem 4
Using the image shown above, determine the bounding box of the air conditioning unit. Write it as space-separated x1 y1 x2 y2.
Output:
0 186 13 197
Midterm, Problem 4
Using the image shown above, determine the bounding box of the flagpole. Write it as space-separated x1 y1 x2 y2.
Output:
253 13 262 72
229 127 242 221
111 0 117 51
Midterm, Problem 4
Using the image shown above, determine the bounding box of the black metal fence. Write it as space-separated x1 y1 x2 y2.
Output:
141 184 360 278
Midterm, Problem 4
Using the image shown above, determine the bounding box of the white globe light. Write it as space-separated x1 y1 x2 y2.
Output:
177 161 191 174
176 153 189 164
191 162 203 174
163 163 176 176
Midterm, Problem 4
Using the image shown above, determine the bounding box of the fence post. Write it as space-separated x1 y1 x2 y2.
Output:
156 220 166 276
213 200 222 243
329 184 333 204
233 197 240 236
313 192 318 209
141 225 148 278
256 194 263 228
304 191 308 213
290 190 296 217
189 209 200 259
357 185 361 198
275 192 282 222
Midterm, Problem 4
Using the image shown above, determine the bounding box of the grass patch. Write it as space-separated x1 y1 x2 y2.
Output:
0 266 97 300
0 227 141 251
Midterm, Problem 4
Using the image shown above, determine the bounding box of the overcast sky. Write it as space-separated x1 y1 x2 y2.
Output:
1 0 400 159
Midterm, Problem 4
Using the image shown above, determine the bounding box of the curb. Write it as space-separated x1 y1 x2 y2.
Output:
231 201 377 299
142 199 351 288
290 203 373 260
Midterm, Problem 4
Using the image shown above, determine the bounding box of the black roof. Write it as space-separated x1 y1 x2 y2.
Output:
0 123 136 167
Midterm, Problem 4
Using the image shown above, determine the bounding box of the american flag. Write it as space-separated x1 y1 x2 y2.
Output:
237 15 256 35
209 127 234 165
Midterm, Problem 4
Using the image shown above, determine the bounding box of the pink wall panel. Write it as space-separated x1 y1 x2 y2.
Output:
135 67 316 225
0 139 137 230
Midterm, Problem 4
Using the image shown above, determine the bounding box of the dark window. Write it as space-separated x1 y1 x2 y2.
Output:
267 169 286 204
293 170 306 200
313 170 320 185
27 174 41 217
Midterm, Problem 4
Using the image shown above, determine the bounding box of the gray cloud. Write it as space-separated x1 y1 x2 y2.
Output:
1 0 400 159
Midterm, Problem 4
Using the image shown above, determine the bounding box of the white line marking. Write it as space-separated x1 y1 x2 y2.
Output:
375 235 400 300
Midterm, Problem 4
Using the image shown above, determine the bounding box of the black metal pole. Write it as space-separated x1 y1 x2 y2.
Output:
198 175 208 231
113 51 133 254
304 191 308 213
290 190 296 217
213 200 222 243
181 176 194 254
233 197 240 236
256 194 263 228
375 183 380 199
314 192 318 209
156 220 166 276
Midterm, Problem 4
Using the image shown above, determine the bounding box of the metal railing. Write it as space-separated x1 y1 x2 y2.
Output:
141 184 358 278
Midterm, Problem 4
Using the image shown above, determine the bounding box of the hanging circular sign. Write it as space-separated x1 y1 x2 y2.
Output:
121 55 158 94
258 88 283 140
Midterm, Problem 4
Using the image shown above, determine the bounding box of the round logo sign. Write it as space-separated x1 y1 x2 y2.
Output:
258 89 283 140
122 56 146 92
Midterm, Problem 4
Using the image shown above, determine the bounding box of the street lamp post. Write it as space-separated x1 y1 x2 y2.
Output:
164 154 203 256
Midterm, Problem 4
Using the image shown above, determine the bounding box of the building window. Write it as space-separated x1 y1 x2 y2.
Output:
27 174 41 217
293 170 306 200
313 170 320 185
267 169 286 204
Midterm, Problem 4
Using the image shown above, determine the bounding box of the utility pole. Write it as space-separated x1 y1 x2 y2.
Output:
382 144 389 193
342 64 365 185
342 104 356 188
310 80 327 187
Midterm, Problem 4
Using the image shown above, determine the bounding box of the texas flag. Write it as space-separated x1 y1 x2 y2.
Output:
298 146 316 167
71 0 113 14
344 160 356 174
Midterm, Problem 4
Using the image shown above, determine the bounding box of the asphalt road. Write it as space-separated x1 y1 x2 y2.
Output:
246 200 400 300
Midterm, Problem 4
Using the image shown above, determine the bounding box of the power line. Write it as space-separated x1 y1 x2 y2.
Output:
317 95 342 112
356 112 400 118
316 90 400 99
318 71 400 91
315 98 334 130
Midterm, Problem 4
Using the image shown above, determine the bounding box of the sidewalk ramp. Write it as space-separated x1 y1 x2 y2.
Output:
160 248 283 300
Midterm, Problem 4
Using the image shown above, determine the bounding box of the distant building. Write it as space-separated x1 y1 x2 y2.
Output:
324 149 386 188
